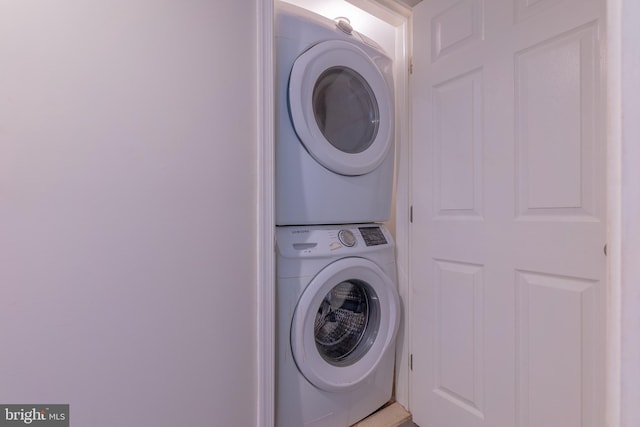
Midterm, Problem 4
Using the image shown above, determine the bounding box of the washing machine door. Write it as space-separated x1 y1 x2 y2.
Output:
288 40 394 176
291 257 400 392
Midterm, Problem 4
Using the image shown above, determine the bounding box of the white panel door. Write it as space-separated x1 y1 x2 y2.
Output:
409 0 606 426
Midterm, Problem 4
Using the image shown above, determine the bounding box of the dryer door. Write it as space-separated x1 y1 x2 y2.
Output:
291 257 400 392
288 40 394 176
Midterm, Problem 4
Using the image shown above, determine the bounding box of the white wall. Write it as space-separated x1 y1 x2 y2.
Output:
0 1 258 426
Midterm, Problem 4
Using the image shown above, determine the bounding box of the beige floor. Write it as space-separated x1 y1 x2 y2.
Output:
352 402 416 427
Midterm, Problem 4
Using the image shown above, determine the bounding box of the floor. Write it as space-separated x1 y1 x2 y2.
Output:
352 402 416 427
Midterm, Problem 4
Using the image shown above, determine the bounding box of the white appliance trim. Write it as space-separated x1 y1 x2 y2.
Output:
289 39 394 175
290 257 401 391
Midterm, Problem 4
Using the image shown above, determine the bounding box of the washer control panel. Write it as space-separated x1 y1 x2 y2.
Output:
276 224 393 258
358 226 388 246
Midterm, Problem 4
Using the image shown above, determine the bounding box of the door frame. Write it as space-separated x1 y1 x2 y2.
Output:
257 0 636 426
257 0 275 426
606 1 640 426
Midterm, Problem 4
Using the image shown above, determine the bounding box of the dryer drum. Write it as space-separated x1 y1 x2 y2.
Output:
314 280 380 364
312 66 380 154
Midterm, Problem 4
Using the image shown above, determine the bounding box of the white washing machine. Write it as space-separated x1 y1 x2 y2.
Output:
276 224 401 427
276 2 395 225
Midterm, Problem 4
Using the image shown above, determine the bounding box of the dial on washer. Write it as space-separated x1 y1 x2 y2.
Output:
338 229 357 247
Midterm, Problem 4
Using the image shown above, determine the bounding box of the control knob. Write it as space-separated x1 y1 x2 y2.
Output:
338 229 357 247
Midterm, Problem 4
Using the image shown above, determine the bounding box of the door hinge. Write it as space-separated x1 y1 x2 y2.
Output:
410 354 413 371
409 57 414 75
410 205 413 223
604 244 607 256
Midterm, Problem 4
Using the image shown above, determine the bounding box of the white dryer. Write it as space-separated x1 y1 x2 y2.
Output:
276 224 401 427
276 2 395 225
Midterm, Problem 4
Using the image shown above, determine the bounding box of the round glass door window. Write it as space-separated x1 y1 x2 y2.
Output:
314 279 380 366
288 39 394 176
312 67 380 155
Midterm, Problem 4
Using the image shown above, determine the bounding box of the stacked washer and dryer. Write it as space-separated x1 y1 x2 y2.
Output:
275 2 401 427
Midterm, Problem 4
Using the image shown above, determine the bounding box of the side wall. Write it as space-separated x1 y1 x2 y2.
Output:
0 1 258 426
